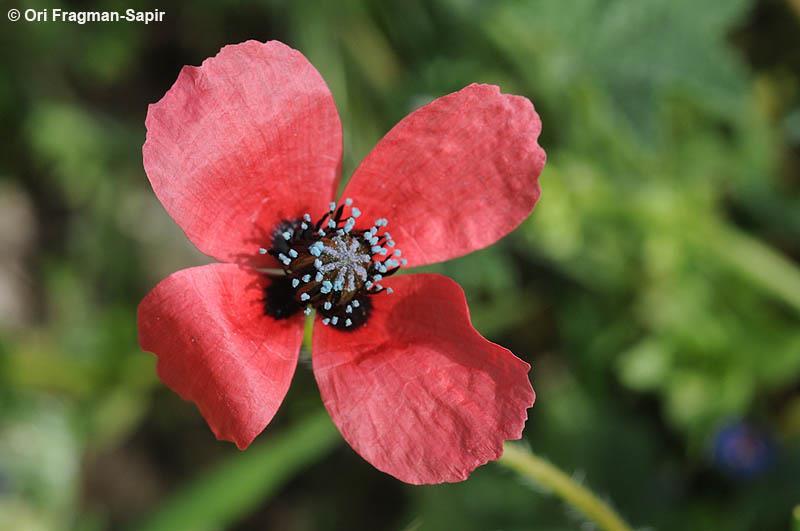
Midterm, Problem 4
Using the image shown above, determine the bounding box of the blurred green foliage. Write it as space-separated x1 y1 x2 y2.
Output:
1 0 799 530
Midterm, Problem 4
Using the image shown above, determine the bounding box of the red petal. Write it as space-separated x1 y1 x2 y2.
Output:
343 84 545 268
138 264 304 449
143 40 342 263
312 273 535 484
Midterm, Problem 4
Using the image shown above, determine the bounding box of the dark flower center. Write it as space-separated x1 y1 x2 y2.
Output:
262 199 406 330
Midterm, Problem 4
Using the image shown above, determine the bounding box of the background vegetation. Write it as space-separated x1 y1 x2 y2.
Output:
2 0 800 529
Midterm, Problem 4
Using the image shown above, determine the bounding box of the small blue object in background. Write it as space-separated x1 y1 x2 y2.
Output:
712 421 776 479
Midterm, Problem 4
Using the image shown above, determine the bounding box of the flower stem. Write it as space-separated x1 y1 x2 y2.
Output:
497 443 633 531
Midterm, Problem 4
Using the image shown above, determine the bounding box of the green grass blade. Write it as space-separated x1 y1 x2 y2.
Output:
135 409 339 531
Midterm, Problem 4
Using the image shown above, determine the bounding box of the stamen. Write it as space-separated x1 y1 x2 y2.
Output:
263 198 403 330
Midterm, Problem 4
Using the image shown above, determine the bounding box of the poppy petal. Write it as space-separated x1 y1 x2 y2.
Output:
138 264 304 449
312 273 535 484
343 84 545 268
143 40 342 263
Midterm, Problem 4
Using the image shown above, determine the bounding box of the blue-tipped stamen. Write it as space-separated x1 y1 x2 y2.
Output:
263 198 404 330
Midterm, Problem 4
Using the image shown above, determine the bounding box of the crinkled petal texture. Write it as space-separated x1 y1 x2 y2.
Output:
343 83 545 268
143 40 342 263
312 273 535 484
138 264 304 449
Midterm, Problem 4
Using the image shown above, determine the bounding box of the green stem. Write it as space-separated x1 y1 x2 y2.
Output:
497 443 633 531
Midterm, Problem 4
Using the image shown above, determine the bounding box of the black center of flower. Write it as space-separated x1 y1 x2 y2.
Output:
262 199 406 330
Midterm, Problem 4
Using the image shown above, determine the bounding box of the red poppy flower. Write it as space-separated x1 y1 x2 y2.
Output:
138 40 545 484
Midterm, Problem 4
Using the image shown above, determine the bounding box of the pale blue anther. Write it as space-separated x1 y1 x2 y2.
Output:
302 274 311 283
373 274 383 281
387 240 396 247
331 316 339 325
304 307 312 315
291 278 300 288
345 198 353 206
300 222 308 230
386 287 394 295
258 247 268 255
318 229 326 236
279 254 291 266
369 237 379 246
328 219 337 229
371 246 383 254
393 250 402 257
346 305 353 314
323 301 332 310
375 284 383 290
333 278 344 291
400 258 408 266
344 218 356 232
385 259 398 268
282 231 292 240
315 272 323 282
345 318 352 327
377 264 387 273
352 300 360 308
288 249 298 258
329 202 336 211
314 258 323 269
379 248 388 256
303 213 312 222
365 281 373 289
322 318 330 326
375 218 388 227
352 207 361 218
320 280 333 294
300 293 310 301
310 242 324 257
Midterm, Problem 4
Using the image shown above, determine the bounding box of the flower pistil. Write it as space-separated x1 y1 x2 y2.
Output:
263 199 406 329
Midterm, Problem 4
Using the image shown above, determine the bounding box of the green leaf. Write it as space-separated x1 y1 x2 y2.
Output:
134 409 339 531
794 505 800 531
